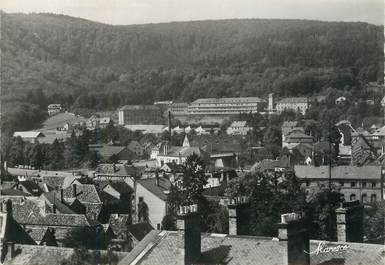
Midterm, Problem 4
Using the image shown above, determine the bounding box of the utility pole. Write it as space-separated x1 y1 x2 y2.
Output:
328 121 332 190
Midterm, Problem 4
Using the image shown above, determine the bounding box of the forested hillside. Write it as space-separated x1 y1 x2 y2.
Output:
1 12 383 131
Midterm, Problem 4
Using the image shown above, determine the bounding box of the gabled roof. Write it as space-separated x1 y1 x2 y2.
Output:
96 163 139 176
13 131 44 138
13 181 44 196
27 227 51 242
89 145 131 160
63 184 101 204
41 191 77 214
137 178 172 201
162 163 185 173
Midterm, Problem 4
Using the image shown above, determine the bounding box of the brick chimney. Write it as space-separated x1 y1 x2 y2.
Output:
177 204 200 265
277 212 309 265
335 201 364 243
227 196 250 235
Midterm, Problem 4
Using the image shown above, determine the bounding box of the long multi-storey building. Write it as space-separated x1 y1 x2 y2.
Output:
295 165 384 203
187 97 267 115
276 97 309 115
118 105 163 125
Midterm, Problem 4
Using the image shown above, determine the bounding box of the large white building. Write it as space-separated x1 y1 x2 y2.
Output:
188 97 267 115
276 97 309 115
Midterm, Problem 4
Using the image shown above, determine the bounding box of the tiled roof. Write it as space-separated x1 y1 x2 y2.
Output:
277 97 308 104
294 165 382 180
27 227 50 242
251 157 290 172
96 163 139 176
3 244 74 265
12 198 91 227
137 178 172 201
63 184 101 204
41 176 66 189
0 188 31 196
191 97 265 104
41 191 77 214
119 231 286 265
4 244 128 265
309 240 385 265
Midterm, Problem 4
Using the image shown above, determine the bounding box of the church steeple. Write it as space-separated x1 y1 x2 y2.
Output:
182 135 190 147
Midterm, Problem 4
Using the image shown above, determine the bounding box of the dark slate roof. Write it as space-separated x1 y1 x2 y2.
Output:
137 178 172 201
164 146 205 158
98 190 121 205
89 144 131 160
127 222 154 241
13 180 43 196
107 181 134 195
0 213 36 246
118 231 287 265
63 184 101 204
163 163 185 173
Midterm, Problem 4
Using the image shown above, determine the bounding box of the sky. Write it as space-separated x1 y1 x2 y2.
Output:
1 0 383 25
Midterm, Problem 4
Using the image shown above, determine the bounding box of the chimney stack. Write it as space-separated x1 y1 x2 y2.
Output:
168 111 172 138
1 200 12 216
6 242 15 259
60 189 64 202
72 184 77 197
227 196 250 235
335 201 364 243
277 212 309 265
177 204 200 265
155 170 160 186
